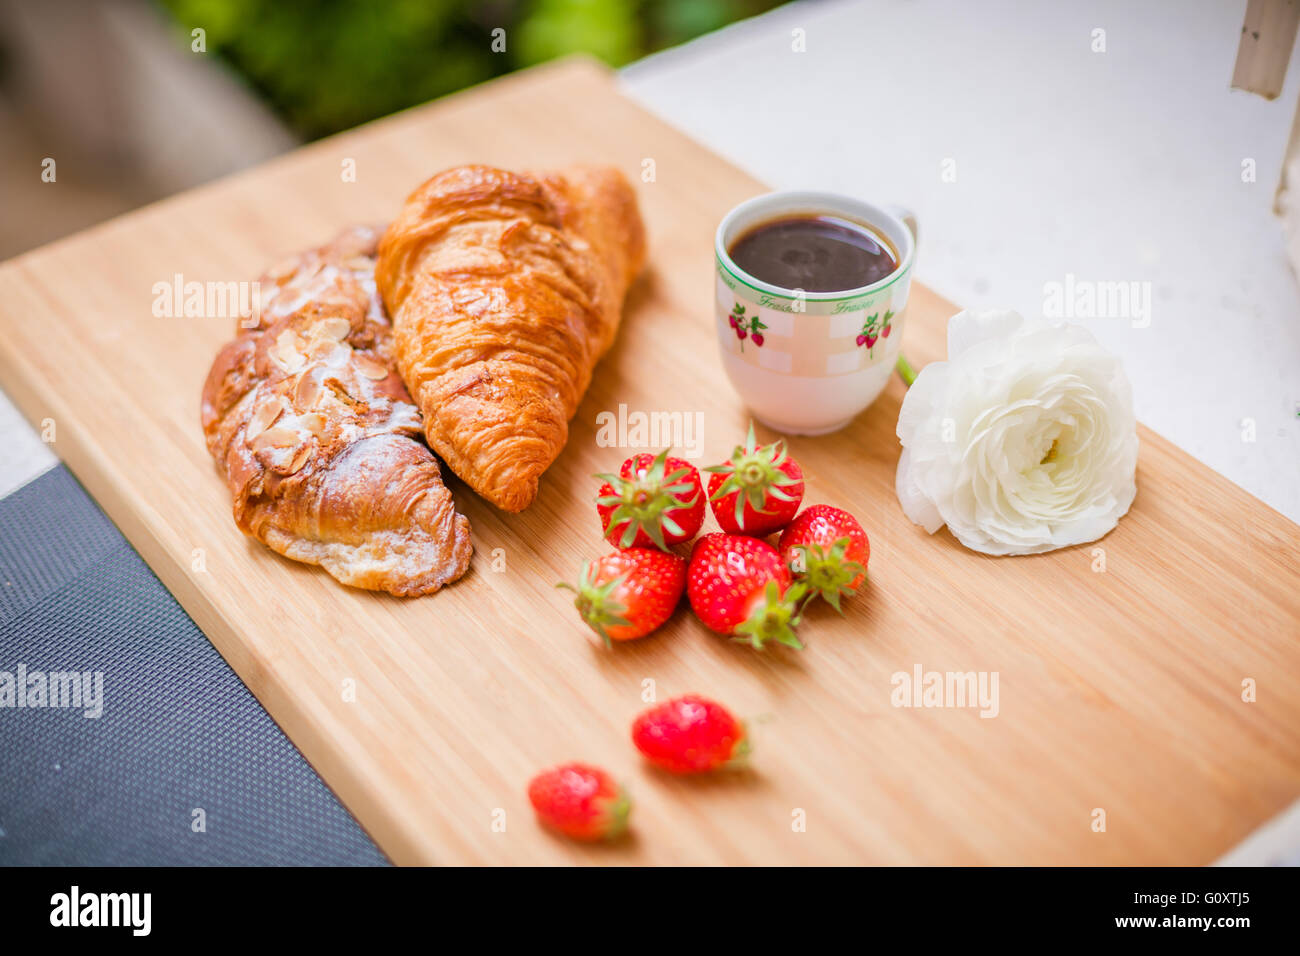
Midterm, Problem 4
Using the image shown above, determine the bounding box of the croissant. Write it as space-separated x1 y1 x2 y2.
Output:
375 165 646 512
200 226 472 596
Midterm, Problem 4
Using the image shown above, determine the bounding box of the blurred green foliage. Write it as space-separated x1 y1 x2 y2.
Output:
161 0 782 140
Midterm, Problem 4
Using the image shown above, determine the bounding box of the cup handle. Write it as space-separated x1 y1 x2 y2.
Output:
883 203 918 252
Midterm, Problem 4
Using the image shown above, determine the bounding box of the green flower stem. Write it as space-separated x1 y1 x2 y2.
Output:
896 353 918 388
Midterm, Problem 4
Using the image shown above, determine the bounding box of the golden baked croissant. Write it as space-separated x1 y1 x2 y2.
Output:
375 165 646 512
200 226 472 596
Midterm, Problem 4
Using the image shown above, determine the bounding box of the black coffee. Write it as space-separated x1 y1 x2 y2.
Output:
728 215 897 293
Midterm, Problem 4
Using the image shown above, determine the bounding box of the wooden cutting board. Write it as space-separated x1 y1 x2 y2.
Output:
1 57 1297 865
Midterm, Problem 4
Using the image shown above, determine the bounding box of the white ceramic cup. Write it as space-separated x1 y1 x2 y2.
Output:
714 192 917 435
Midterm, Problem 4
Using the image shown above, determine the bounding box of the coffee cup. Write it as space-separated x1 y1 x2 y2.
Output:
714 191 917 435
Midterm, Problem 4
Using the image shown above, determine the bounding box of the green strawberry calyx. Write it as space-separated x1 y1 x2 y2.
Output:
733 580 807 650
705 423 800 531
790 536 867 613
599 786 633 840
596 448 699 551
724 727 753 770
556 564 631 649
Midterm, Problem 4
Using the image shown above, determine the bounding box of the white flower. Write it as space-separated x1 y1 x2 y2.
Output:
895 309 1138 555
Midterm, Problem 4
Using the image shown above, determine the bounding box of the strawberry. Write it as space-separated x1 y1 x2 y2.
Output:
751 333 765 347
778 505 870 611
527 763 630 841
865 334 878 348
631 694 749 773
686 533 805 649
596 450 704 550
856 334 868 347
558 548 686 646
705 424 805 536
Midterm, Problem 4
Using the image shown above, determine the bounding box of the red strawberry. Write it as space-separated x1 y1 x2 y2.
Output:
865 334 878 348
631 694 749 773
528 763 630 841
687 533 805 649
751 333 765 347
737 327 747 340
705 424 805 536
596 450 704 550
856 334 868 347
558 548 686 646
882 325 892 338
728 314 738 328
778 505 870 611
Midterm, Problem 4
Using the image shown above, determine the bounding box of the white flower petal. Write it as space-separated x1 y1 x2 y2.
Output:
895 447 946 534
895 309 1138 556
896 359 950 441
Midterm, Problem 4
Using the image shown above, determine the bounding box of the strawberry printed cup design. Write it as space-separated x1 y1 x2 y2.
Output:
727 302 767 350
715 190 917 435
856 309 894 356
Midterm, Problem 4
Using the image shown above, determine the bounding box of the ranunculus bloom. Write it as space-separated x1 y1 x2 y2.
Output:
895 309 1138 555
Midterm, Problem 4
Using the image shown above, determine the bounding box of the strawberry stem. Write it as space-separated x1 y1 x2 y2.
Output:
556 566 631 649
602 787 633 840
723 730 752 771
705 424 800 532
896 353 917 387
596 449 698 551
791 538 867 613
733 580 806 650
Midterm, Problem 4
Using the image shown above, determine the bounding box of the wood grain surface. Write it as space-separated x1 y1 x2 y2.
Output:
1 58 1297 865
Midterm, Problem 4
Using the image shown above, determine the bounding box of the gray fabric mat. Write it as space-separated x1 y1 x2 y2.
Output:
0 465 389 865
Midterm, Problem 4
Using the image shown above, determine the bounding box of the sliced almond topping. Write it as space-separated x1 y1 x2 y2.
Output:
270 329 306 373
285 443 313 475
354 355 389 380
298 412 327 437
293 369 324 408
252 426 301 451
246 395 286 441
316 316 352 341
270 350 304 374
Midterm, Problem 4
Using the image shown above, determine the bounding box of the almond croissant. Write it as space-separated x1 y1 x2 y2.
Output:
200 226 472 596
376 165 646 512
